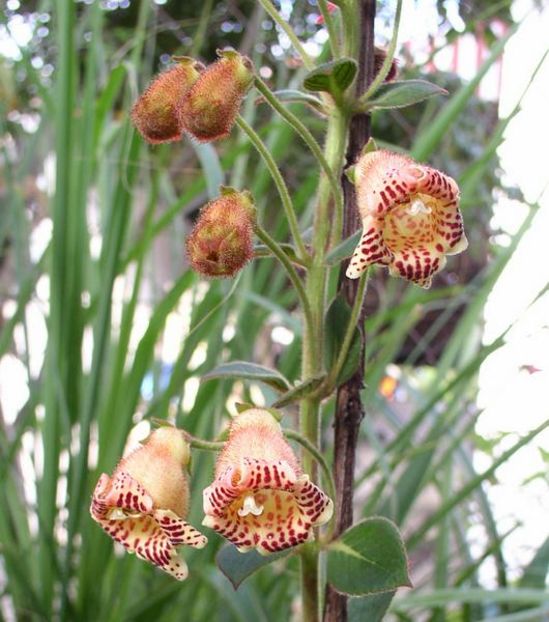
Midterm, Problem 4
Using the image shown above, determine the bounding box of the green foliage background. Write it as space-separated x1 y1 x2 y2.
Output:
0 0 548 620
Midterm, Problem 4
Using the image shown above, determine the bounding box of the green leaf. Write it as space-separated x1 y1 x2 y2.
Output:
518 535 549 590
326 230 361 266
216 544 290 590
202 361 292 392
327 518 411 596
324 297 362 385
348 591 396 622
366 79 448 110
303 58 357 97
271 375 326 408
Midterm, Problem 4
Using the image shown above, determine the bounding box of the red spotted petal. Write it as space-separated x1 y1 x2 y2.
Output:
90 471 207 580
203 457 333 555
346 150 467 286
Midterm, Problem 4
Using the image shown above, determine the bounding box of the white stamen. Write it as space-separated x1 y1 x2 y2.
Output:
408 198 431 215
238 494 264 517
107 508 129 520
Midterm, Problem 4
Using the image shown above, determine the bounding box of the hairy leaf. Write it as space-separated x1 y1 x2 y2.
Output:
327 518 411 596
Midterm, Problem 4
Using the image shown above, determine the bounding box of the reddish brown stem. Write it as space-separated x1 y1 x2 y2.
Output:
323 0 376 620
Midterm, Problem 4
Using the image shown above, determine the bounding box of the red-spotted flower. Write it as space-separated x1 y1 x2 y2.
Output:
202 409 333 554
90 427 207 580
346 149 467 287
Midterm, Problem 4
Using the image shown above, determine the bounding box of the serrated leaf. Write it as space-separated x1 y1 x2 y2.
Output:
325 230 361 266
366 79 448 110
327 517 411 596
303 58 357 97
271 375 326 408
202 361 291 392
216 544 290 590
324 297 362 385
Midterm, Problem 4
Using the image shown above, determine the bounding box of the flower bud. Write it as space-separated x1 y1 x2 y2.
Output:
90 426 207 580
131 58 203 144
179 50 254 142
186 188 256 278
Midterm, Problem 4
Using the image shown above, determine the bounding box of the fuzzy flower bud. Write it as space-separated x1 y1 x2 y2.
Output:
178 50 254 142
90 427 207 580
131 58 203 144
186 188 256 278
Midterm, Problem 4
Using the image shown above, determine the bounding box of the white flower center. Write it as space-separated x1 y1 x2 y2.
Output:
238 493 264 517
407 198 431 216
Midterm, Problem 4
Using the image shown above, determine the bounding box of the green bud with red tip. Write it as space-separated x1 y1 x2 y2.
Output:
131 57 204 144
179 50 255 143
186 188 256 278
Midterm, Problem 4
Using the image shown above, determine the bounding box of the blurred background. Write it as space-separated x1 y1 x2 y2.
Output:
0 0 548 620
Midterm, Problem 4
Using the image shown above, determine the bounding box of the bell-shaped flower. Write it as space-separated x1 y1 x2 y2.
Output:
346 149 467 288
90 427 207 580
202 409 333 554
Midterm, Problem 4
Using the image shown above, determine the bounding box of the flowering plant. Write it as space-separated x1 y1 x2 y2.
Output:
94 0 469 620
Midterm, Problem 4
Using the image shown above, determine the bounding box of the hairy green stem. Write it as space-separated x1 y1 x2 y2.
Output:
255 225 314 335
236 116 309 260
257 0 315 70
254 77 343 220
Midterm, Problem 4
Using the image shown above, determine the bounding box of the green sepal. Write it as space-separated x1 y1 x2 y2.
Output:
303 58 358 98
345 165 356 185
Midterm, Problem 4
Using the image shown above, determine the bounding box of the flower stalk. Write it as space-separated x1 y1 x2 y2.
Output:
236 116 309 261
254 224 314 336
